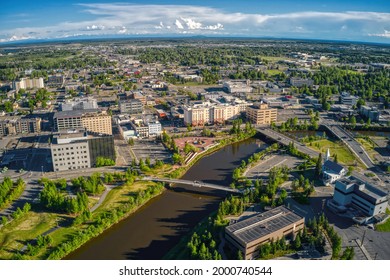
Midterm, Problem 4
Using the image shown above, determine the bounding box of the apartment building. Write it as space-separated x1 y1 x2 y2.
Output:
184 100 251 126
12 78 44 92
246 103 278 125
0 116 41 136
53 109 112 135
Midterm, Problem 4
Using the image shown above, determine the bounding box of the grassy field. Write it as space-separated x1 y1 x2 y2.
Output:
261 56 287 62
307 139 364 168
267 69 283 76
375 209 390 232
0 180 160 260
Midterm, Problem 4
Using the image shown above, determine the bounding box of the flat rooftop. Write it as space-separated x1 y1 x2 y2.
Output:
338 176 387 201
226 206 304 245
54 109 101 118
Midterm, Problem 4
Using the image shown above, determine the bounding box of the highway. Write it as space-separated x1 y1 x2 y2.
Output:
140 176 243 194
256 128 321 159
322 123 375 169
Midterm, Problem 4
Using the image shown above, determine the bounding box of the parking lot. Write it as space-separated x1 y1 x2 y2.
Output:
131 139 171 163
245 154 304 180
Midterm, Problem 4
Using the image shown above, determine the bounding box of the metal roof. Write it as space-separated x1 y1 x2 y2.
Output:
225 206 304 245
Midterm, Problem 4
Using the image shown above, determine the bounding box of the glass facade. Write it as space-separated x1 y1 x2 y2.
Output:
88 135 115 166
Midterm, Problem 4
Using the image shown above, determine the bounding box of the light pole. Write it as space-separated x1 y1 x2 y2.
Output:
41 166 43 177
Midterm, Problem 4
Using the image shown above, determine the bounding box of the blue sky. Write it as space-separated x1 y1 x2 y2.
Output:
1 1 390 43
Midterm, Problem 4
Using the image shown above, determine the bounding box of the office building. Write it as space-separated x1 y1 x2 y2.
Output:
223 80 252 94
54 109 112 135
340 92 359 106
225 206 304 260
119 99 143 114
289 77 314 87
246 103 277 125
0 116 41 136
333 176 388 216
51 129 115 171
359 106 380 122
47 75 64 86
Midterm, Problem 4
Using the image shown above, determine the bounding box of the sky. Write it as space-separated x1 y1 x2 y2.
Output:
1 0 390 43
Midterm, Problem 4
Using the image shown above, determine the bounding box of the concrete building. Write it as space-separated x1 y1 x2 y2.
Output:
60 97 98 111
333 176 388 216
119 99 143 114
12 78 44 92
340 92 359 106
225 206 305 260
51 129 115 171
51 130 91 171
0 116 41 136
289 77 314 87
47 75 64 86
359 106 380 122
54 109 112 135
223 80 252 94
148 121 162 137
246 103 277 125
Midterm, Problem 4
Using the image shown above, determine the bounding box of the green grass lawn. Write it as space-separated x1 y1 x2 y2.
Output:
307 139 364 168
266 69 283 76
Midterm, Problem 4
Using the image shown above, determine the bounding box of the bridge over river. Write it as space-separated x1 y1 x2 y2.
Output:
139 176 244 194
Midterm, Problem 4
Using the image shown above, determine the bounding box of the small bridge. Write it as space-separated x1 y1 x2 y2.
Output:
139 176 243 194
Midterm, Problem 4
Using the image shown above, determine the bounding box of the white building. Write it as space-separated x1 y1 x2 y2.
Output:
223 80 252 94
148 121 162 137
340 92 359 106
13 78 44 92
333 176 388 216
60 97 98 111
322 149 347 185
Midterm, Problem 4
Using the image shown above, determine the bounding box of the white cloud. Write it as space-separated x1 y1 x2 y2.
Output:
1 3 389 42
175 19 184 29
369 30 390 38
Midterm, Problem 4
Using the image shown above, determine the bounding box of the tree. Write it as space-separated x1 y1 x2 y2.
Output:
315 153 322 177
349 115 357 129
128 138 134 146
333 154 338 163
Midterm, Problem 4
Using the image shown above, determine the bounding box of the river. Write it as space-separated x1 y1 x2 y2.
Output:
66 138 267 260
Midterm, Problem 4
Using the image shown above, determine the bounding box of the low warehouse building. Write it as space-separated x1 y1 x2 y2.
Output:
225 206 304 260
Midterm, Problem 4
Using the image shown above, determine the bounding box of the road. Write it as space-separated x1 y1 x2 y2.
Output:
322 123 375 169
256 127 320 159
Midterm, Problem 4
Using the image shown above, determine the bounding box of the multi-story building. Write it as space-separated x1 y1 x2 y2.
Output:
53 109 112 135
148 121 162 137
340 92 359 106
359 106 380 122
0 116 41 136
183 100 251 126
47 75 64 86
12 78 44 92
51 129 115 171
333 176 388 216
246 103 277 125
60 97 98 111
119 99 143 114
223 80 252 94
225 206 304 260
51 130 91 171
289 77 314 87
